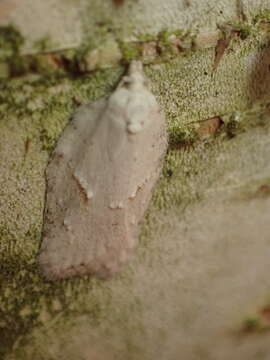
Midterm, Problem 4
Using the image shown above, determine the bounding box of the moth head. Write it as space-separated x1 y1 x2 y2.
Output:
126 109 147 134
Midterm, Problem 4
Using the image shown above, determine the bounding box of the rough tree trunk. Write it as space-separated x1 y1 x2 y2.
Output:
1 1 270 359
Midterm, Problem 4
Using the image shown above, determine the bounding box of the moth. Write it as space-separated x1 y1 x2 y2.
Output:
38 61 167 280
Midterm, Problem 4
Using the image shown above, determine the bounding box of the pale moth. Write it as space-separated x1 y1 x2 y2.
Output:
38 61 167 280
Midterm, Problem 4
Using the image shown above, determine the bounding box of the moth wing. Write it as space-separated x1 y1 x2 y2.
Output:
106 98 167 209
104 101 167 252
39 64 167 280
39 99 108 279
50 99 106 165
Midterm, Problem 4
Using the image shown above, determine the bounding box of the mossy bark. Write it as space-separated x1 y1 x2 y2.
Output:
1 2 270 359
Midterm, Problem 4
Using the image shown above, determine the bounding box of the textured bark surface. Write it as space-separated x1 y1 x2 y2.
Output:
1 0 270 53
1 1 270 359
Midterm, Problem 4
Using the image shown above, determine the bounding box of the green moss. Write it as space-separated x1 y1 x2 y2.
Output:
0 25 192 78
156 29 193 60
33 36 57 53
254 10 270 24
168 123 198 147
221 100 270 139
241 307 270 334
118 40 141 63
222 112 242 138
0 26 24 61
76 24 116 68
232 23 254 40
158 30 174 44
0 236 115 358
0 62 10 79
0 26 29 77
0 65 124 151
0 12 267 79
0 259 39 358
242 317 261 332
137 33 156 42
